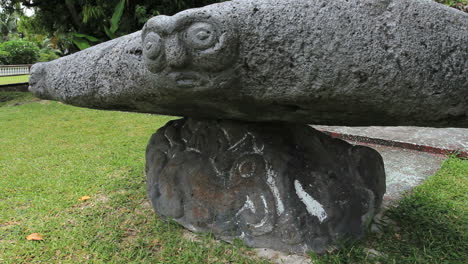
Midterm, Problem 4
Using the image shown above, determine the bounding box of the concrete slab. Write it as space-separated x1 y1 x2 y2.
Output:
314 126 468 157
347 141 446 207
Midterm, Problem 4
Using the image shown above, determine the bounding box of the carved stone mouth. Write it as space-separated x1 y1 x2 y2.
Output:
168 71 204 88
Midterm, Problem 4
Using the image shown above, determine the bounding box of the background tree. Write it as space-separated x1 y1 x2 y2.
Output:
1 0 225 54
0 2 23 41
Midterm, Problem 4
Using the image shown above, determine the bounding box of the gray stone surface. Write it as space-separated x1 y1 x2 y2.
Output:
314 125 468 154
29 31 145 110
29 0 468 127
350 142 445 207
146 118 386 253
253 248 312 264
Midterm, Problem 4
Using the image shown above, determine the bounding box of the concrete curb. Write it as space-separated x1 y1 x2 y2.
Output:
318 130 467 158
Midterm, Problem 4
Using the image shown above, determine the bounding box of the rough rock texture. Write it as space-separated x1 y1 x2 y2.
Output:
28 31 146 109
146 118 386 253
29 0 468 127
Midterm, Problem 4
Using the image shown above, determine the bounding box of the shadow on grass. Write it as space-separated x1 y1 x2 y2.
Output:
0 92 38 107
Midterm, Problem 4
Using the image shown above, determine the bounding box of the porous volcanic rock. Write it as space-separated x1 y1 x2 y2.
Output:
146 118 386 253
29 0 468 127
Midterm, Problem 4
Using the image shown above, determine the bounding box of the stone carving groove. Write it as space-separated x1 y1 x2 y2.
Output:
146 118 386 253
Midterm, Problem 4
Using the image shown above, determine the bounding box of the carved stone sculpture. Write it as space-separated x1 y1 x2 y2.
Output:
29 0 468 127
26 0 468 254
146 118 385 253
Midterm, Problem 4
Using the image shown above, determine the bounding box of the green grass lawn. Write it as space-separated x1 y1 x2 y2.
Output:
1 92 466 263
310 156 467 264
0 75 29 85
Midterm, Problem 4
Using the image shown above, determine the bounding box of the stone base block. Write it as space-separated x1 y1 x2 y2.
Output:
146 118 386 253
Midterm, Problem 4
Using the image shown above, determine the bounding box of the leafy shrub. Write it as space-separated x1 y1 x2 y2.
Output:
0 40 40 64
38 50 60 62
0 50 11 65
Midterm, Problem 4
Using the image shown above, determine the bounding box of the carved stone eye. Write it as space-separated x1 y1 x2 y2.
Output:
185 22 218 50
144 32 163 60
238 160 256 178
231 154 266 180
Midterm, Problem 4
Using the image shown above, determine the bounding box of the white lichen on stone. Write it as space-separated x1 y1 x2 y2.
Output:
266 165 285 215
294 179 327 222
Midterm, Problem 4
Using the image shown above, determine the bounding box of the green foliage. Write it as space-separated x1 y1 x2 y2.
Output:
70 36 90 50
102 0 126 40
82 4 105 24
134 5 155 25
16 15 50 48
110 0 126 34
71 32 100 50
0 40 39 64
2 0 226 54
38 50 60 62
0 50 11 64
0 3 22 41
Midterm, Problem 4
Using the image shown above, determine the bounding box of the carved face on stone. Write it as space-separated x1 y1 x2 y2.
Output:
142 10 238 91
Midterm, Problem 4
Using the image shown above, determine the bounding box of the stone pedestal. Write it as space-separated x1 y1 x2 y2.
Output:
145 118 386 254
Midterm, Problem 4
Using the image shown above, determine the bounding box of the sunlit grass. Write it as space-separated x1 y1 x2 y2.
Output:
0 75 29 85
0 92 268 264
1 92 466 263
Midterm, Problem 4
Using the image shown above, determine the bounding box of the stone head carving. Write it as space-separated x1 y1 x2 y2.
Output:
142 9 239 90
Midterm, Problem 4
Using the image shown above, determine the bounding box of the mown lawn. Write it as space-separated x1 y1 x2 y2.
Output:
310 156 467 264
0 92 268 264
1 92 466 263
0 75 29 85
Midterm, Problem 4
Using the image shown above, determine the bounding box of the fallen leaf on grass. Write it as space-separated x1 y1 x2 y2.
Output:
26 233 43 241
0 221 20 227
78 196 91 201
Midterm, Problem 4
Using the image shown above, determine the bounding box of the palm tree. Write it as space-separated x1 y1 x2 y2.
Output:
0 3 23 42
0 12 19 41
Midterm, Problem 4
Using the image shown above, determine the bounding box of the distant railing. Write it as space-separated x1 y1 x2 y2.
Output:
0 64 32 77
